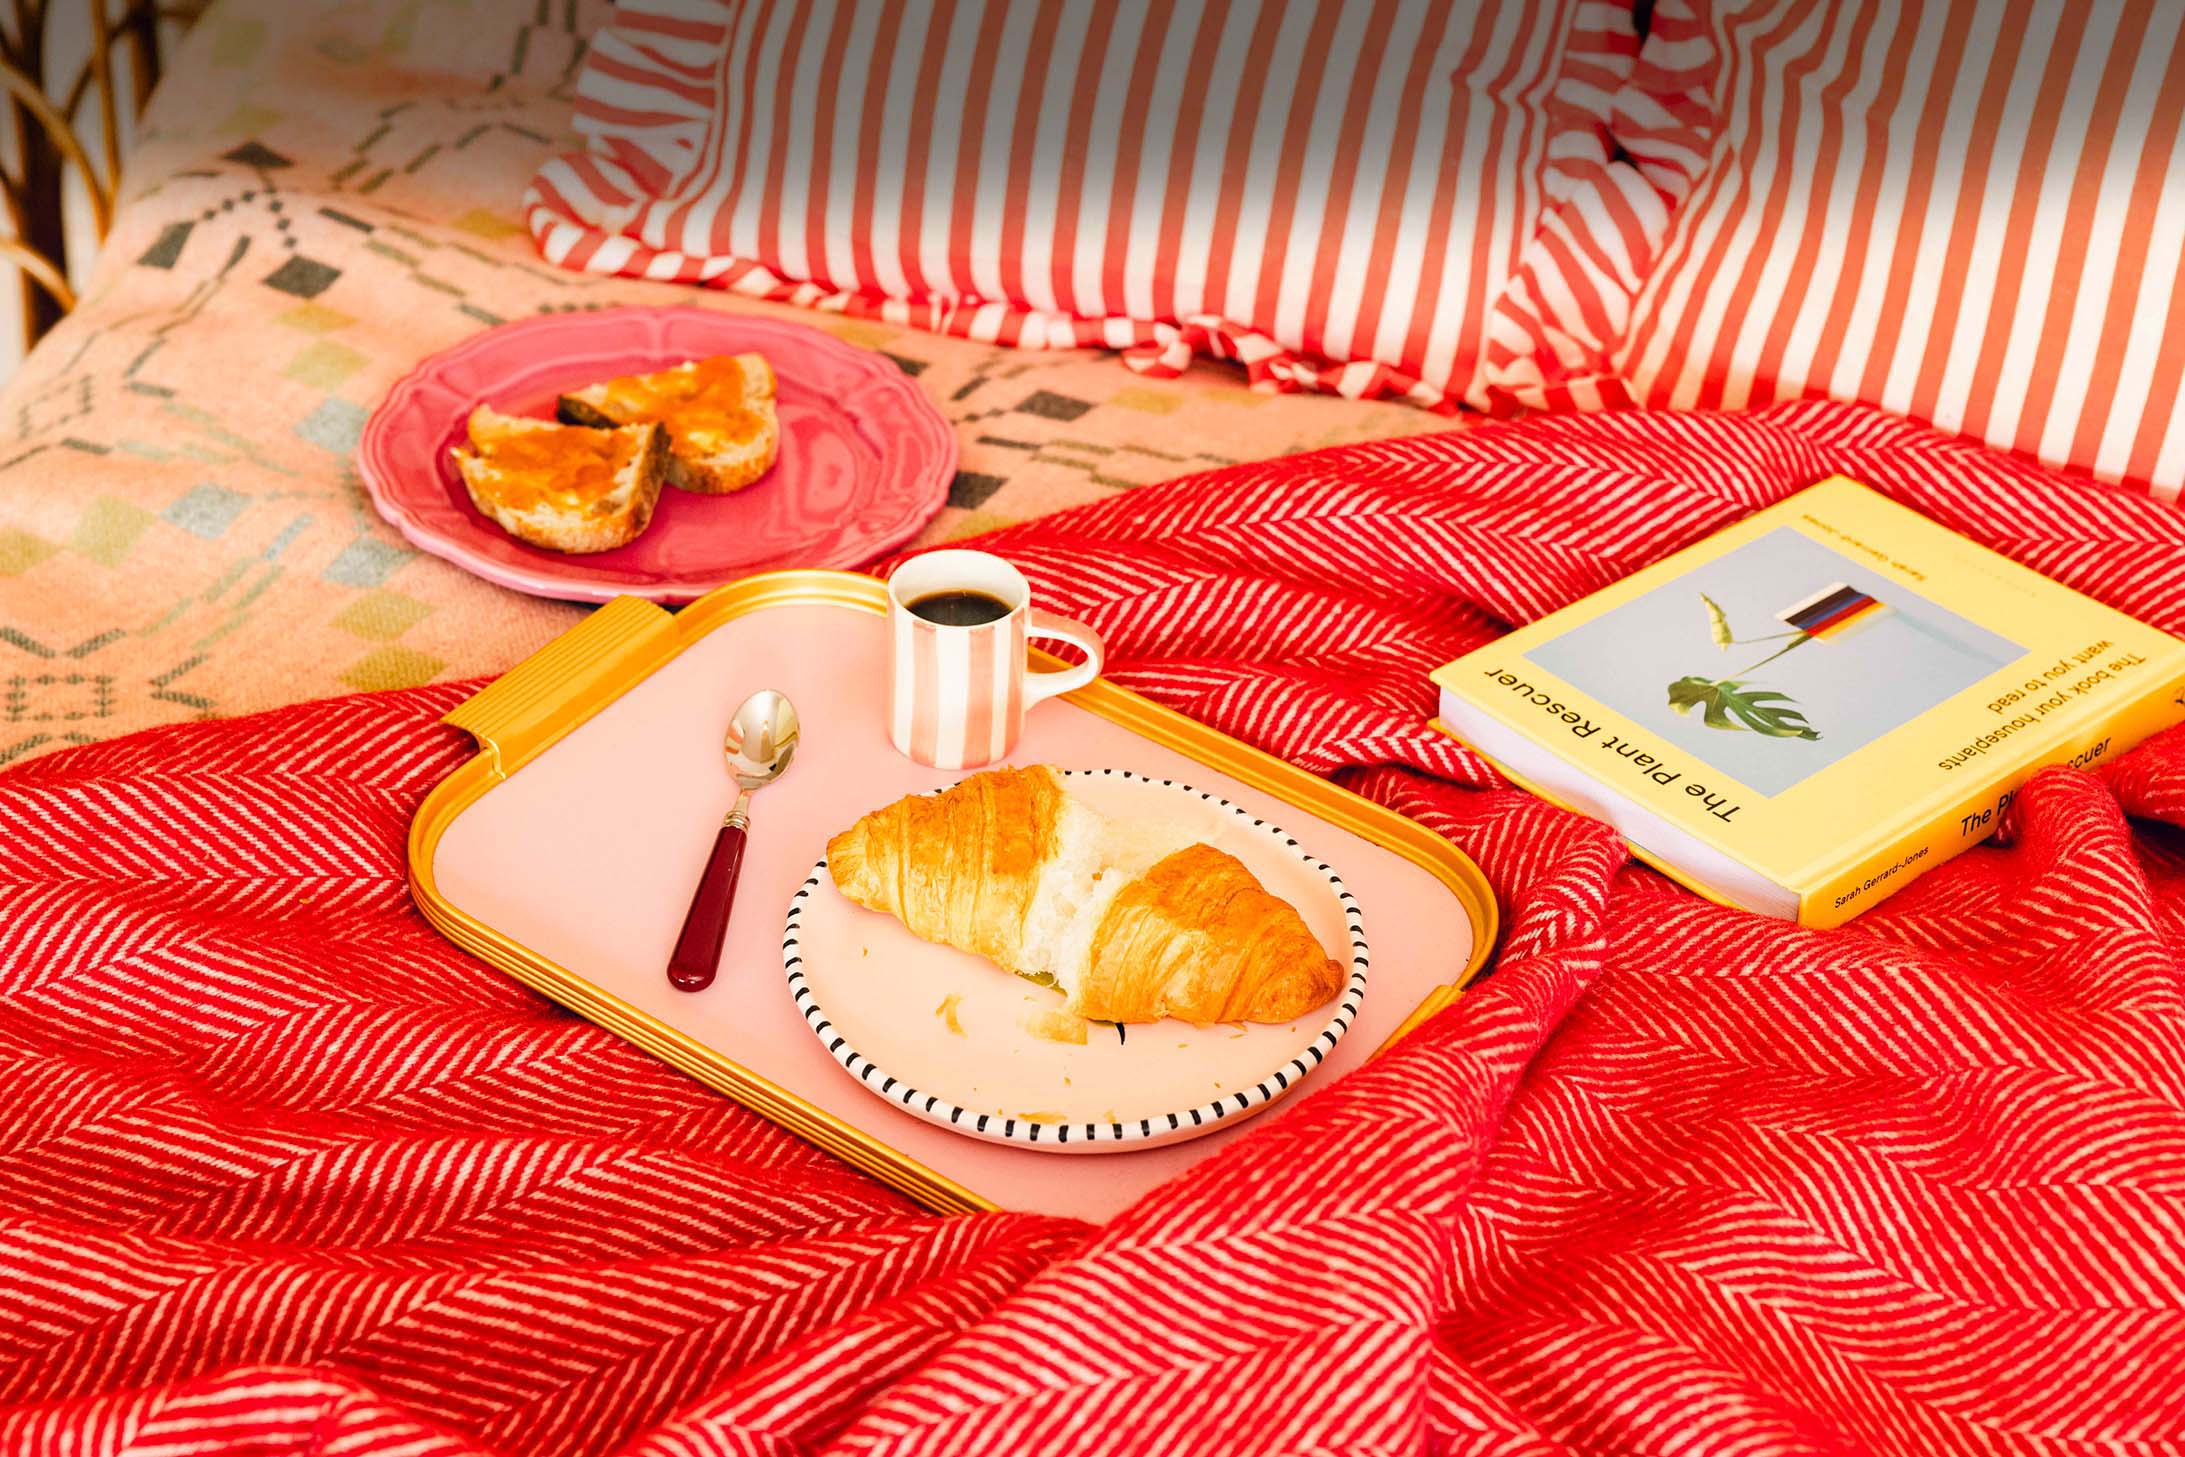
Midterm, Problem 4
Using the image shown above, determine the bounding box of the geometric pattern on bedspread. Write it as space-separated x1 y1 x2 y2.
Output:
0 0 1448 764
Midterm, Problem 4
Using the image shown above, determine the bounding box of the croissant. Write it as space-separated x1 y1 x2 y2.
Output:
824 766 1343 1024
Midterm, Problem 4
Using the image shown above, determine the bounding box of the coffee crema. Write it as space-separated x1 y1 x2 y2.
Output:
907 589 1013 626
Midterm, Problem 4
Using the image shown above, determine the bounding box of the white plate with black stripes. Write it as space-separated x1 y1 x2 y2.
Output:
783 768 1368 1153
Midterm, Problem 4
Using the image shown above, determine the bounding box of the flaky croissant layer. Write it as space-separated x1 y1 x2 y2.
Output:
825 766 1343 1024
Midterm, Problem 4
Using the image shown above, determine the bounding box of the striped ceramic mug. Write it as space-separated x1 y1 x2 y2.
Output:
888 550 1103 770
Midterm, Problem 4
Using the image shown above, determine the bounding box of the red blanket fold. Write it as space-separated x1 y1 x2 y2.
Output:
4 400 2182 1456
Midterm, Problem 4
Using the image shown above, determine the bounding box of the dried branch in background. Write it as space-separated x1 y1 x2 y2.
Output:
0 0 205 348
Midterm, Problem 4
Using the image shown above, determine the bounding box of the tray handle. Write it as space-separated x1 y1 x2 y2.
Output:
445 595 675 776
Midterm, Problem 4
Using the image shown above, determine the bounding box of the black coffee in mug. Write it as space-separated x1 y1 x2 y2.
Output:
886 547 1106 767
907 589 1013 626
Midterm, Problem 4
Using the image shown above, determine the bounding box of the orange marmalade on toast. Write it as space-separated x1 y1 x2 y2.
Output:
466 418 642 513
590 356 768 455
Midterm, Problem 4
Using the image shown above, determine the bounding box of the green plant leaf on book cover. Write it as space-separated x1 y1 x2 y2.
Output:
1666 676 1822 739
1701 593 1734 649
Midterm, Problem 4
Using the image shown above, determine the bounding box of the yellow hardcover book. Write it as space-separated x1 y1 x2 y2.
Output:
1430 477 2185 926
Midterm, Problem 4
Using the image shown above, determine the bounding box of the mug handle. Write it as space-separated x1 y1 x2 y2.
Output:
1024 610 1103 705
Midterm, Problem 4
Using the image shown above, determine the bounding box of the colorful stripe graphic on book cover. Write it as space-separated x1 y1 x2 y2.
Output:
1779 583 1891 641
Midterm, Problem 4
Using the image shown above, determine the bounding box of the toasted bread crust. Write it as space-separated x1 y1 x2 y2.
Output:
554 396 620 430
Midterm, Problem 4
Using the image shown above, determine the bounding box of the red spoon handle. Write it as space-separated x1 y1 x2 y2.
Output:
667 822 747 992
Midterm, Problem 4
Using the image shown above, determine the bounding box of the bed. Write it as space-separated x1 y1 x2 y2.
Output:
5 4 2184 1453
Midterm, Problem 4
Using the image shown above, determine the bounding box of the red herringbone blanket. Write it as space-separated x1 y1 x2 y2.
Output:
5 400 2184 1456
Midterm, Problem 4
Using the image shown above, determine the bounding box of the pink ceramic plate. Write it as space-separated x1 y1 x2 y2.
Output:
786 769 1370 1153
358 307 954 603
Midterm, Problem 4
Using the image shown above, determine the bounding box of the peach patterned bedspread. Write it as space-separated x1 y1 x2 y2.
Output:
0 0 1449 764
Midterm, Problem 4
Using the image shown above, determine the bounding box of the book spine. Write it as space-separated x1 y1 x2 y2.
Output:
1801 668 2185 927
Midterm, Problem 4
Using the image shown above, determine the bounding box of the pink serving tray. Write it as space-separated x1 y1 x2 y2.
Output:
359 308 954 603
409 572 1496 1223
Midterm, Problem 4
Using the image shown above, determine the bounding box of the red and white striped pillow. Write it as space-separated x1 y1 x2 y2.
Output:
1608 0 2185 502
527 0 1658 414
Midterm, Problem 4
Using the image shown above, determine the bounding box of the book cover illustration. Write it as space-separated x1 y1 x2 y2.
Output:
1524 527 2025 796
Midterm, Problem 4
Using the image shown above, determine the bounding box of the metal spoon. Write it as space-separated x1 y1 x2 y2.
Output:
667 689 800 992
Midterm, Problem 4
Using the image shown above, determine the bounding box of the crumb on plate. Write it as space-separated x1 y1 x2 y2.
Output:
1023 1008 1088 1044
